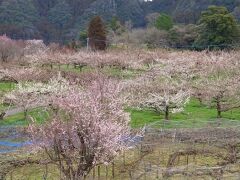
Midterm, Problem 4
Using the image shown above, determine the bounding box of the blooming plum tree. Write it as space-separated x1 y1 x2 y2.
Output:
0 35 22 63
4 74 70 119
28 77 131 180
126 77 190 120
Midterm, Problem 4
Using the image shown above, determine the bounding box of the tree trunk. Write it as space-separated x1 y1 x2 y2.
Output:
216 100 222 118
72 173 85 180
24 109 28 119
198 97 203 106
165 106 169 120
0 112 6 120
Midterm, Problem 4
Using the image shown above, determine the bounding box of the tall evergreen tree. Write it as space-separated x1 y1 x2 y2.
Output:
88 16 107 50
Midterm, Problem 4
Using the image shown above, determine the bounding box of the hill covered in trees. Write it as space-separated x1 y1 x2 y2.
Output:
1 0 240 43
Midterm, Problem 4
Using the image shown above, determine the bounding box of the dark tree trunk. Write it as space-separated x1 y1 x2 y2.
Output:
24 109 28 119
197 97 203 106
216 100 222 118
0 112 6 120
165 106 169 120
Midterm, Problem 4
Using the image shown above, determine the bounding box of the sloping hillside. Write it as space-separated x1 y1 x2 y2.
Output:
0 0 239 43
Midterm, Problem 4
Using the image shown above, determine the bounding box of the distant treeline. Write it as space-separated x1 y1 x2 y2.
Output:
0 0 240 46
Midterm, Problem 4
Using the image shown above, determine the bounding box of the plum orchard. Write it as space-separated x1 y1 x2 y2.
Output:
0 35 240 179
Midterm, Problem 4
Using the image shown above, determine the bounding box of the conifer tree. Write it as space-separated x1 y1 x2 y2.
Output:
88 16 107 50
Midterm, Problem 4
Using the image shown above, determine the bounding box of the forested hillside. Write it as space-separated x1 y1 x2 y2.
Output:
0 0 240 43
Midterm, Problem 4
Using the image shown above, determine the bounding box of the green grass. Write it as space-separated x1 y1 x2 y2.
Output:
0 104 7 111
0 108 49 126
1 99 240 129
0 82 15 112
42 64 146 79
129 99 240 128
43 64 92 73
0 82 15 92
102 67 145 79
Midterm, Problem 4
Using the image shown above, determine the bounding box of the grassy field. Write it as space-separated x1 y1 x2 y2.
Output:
0 98 240 128
129 99 240 128
0 108 49 126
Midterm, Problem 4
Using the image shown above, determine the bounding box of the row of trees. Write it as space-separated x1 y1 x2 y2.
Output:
124 50 240 120
110 6 240 50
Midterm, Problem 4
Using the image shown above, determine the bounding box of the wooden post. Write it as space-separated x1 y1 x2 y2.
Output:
43 164 48 180
123 151 126 166
105 166 108 179
177 155 180 165
98 166 100 179
92 167 95 179
144 165 147 180
129 170 132 179
87 38 89 51
112 162 115 179
158 150 161 165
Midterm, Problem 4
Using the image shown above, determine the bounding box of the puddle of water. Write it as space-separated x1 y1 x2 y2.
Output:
0 126 29 153
0 141 30 148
